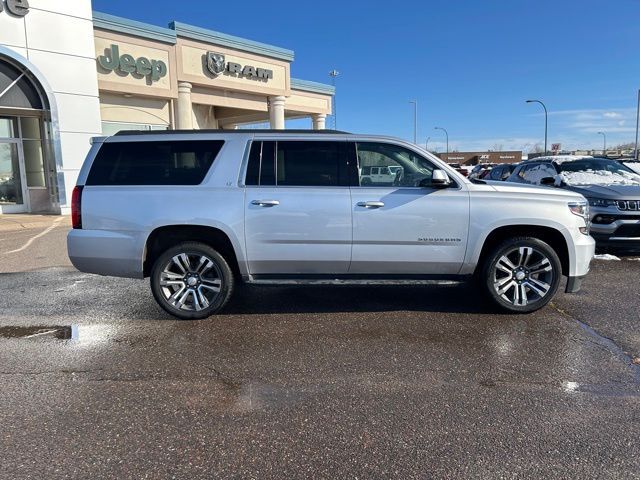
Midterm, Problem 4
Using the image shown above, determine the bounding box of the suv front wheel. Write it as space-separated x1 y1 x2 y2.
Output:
481 237 561 313
150 242 234 320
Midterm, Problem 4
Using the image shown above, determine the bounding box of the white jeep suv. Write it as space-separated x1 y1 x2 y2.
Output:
67 130 595 319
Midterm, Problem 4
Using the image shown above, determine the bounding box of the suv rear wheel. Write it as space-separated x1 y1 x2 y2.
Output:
481 237 561 313
150 242 234 320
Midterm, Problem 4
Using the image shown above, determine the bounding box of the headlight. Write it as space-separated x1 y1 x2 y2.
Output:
569 201 590 235
587 197 616 207
568 201 589 218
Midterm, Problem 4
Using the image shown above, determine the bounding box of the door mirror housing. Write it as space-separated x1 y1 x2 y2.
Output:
420 169 451 188
540 176 556 186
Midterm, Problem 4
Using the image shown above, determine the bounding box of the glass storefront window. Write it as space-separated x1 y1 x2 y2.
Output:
20 117 42 139
101 122 169 136
0 142 23 204
0 117 16 138
23 139 46 187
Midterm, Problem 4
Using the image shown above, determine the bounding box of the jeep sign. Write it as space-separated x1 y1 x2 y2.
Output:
98 44 167 83
0 0 30 17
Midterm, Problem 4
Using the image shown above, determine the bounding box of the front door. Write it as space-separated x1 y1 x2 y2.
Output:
0 139 28 213
349 141 469 275
244 139 353 276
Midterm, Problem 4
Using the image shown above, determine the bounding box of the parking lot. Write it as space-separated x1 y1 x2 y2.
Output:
1 216 639 479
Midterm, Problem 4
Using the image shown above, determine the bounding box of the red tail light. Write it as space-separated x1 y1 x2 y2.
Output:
71 186 83 229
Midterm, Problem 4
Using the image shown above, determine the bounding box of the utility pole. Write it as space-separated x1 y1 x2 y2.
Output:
329 70 339 129
409 100 417 144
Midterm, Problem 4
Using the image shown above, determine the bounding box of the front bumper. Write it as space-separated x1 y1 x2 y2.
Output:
589 207 640 248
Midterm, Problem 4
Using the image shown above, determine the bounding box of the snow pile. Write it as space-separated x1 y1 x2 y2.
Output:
594 254 621 261
560 169 640 186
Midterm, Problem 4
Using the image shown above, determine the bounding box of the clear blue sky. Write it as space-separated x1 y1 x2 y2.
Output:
93 0 640 152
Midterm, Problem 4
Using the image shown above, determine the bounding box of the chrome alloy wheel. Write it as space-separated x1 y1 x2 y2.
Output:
159 253 223 312
491 246 555 307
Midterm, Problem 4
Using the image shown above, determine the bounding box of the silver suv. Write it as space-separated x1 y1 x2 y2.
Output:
67 130 595 319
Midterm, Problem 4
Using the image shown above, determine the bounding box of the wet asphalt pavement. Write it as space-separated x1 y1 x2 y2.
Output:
0 217 639 479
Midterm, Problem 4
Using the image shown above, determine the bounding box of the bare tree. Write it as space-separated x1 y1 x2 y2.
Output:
490 143 504 152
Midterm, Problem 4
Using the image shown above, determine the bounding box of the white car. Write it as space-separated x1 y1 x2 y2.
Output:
67 130 595 319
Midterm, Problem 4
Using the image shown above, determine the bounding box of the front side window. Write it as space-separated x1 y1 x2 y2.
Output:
522 163 557 184
245 140 350 187
86 140 223 186
356 142 435 187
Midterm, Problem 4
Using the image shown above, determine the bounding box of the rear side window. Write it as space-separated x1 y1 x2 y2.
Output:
86 140 224 185
245 140 351 187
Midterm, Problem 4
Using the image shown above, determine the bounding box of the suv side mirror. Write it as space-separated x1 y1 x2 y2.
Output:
540 176 556 186
421 169 451 188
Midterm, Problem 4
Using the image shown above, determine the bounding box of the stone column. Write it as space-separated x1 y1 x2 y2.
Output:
177 82 193 129
312 113 327 130
269 96 286 129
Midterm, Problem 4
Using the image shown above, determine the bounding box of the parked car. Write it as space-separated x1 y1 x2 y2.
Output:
68 130 594 319
447 163 469 177
506 156 640 248
484 163 517 182
468 163 496 180
360 165 398 185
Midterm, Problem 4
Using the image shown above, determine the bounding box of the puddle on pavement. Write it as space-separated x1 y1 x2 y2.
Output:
0 325 77 340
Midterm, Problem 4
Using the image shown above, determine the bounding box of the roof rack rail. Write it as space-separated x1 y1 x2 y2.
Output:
113 129 350 136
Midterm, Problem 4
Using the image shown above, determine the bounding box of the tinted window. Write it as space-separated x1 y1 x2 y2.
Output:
246 141 276 186
356 142 435 187
246 141 350 187
87 140 223 186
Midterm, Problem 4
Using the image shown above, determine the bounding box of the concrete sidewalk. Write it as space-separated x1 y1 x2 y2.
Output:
0 214 72 272
0 214 71 233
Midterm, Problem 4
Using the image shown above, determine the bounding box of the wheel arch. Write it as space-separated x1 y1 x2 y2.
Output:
474 224 570 277
143 224 246 279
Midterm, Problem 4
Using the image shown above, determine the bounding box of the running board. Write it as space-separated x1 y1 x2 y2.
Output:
245 274 469 286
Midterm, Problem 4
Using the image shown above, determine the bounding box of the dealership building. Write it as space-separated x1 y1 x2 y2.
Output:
0 1 334 214
437 151 522 165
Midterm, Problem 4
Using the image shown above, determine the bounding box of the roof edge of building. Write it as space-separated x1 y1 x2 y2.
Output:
290 78 335 96
169 21 294 62
93 11 177 45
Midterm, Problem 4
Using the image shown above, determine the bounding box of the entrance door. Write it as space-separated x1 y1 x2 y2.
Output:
0 139 28 213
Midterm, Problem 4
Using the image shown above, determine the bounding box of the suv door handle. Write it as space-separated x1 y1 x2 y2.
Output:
357 201 384 208
251 199 280 207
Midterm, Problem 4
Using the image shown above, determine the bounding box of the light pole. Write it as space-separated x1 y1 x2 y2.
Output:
329 69 339 129
526 99 548 155
409 100 417 144
425 136 431 150
635 89 640 160
434 126 449 154
597 131 606 155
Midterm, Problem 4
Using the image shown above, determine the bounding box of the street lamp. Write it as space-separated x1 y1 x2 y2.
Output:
434 126 449 154
409 100 417 144
597 131 606 155
635 89 640 160
526 99 548 155
425 136 431 150
329 69 339 129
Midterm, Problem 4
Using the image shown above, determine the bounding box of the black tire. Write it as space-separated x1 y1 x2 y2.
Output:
150 242 234 320
481 237 561 313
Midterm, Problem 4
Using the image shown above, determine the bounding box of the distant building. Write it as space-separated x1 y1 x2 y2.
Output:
436 151 522 165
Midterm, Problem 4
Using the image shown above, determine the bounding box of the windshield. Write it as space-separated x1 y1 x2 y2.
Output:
557 159 640 186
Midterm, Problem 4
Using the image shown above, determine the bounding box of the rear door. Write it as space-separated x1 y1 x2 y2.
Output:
349 141 470 275
243 139 353 275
